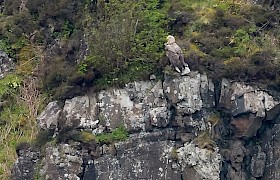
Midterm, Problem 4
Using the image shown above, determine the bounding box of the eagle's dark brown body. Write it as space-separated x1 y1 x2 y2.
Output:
165 35 189 75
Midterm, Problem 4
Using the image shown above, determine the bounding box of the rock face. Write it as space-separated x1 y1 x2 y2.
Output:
37 101 61 130
220 79 279 138
0 50 15 79
11 146 40 180
40 143 83 180
11 72 280 180
95 131 180 180
250 146 266 178
262 123 280 179
63 96 98 129
178 142 221 180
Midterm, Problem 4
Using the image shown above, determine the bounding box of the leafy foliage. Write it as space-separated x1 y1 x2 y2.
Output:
85 0 169 87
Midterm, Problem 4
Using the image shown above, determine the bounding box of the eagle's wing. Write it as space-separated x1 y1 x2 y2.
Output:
174 44 188 67
165 44 181 68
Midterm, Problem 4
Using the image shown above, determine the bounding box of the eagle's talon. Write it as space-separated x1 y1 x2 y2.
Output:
175 67 181 73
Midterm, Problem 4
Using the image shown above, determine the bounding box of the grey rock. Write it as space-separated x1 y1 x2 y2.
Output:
262 123 280 179
11 147 40 180
229 141 246 171
149 106 169 127
92 125 105 135
182 166 203 180
178 142 221 180
180 132 194 143
40 144 83 180
163 73 215 117
98 81 169 131
250 146 266 178
100 144 112 155
220 81 279 117
94 140 181 180
112 130 176 151
219 78 232 111
97 89 128 130
163 73 203 114
0 50 15 79
63 95 97 128
149 74 156 80
13 72 280 180
200 74 215 108
228 164 247 180
37 101 61 130
220 80 279 138
231 114 263 138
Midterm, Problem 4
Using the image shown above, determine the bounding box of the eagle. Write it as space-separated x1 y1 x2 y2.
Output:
165 35 190 75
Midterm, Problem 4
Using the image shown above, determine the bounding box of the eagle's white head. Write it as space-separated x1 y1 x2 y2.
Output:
166 35 176 45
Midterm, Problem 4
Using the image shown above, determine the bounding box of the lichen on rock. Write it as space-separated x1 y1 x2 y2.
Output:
178 142 221 180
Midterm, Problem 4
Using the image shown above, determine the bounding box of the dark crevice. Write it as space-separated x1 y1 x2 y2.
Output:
79 157 96 180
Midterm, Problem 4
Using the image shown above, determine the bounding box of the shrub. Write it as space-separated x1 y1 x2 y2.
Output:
84 0 169 87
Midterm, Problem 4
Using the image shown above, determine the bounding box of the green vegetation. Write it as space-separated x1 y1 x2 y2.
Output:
78 131 96 143
95 125 129 144
0 0 279 96
0 74 21 100
0 76 44 179
176 0 280 86
69 125 129 144
0 102 38 179
85 0 169 88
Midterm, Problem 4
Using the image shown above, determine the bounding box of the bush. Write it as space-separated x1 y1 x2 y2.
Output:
85 0 169 87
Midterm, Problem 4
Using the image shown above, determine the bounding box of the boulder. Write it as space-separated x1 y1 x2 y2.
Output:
163 72 215 115
37 101 61 130
220 80 279 117
178 142 221 180
0 50 15 79
63 95 97 128
227 165 247 180
98 81 169 132
97 89 128 130
163 73 203 114
220 79 280 138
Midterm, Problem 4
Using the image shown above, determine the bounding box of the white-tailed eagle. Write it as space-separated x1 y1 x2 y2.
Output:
165 35 190 75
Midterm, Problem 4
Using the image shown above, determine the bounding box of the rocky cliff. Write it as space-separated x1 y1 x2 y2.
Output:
11 71 280 180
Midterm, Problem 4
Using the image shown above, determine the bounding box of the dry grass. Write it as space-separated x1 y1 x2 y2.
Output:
0 76 44 179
